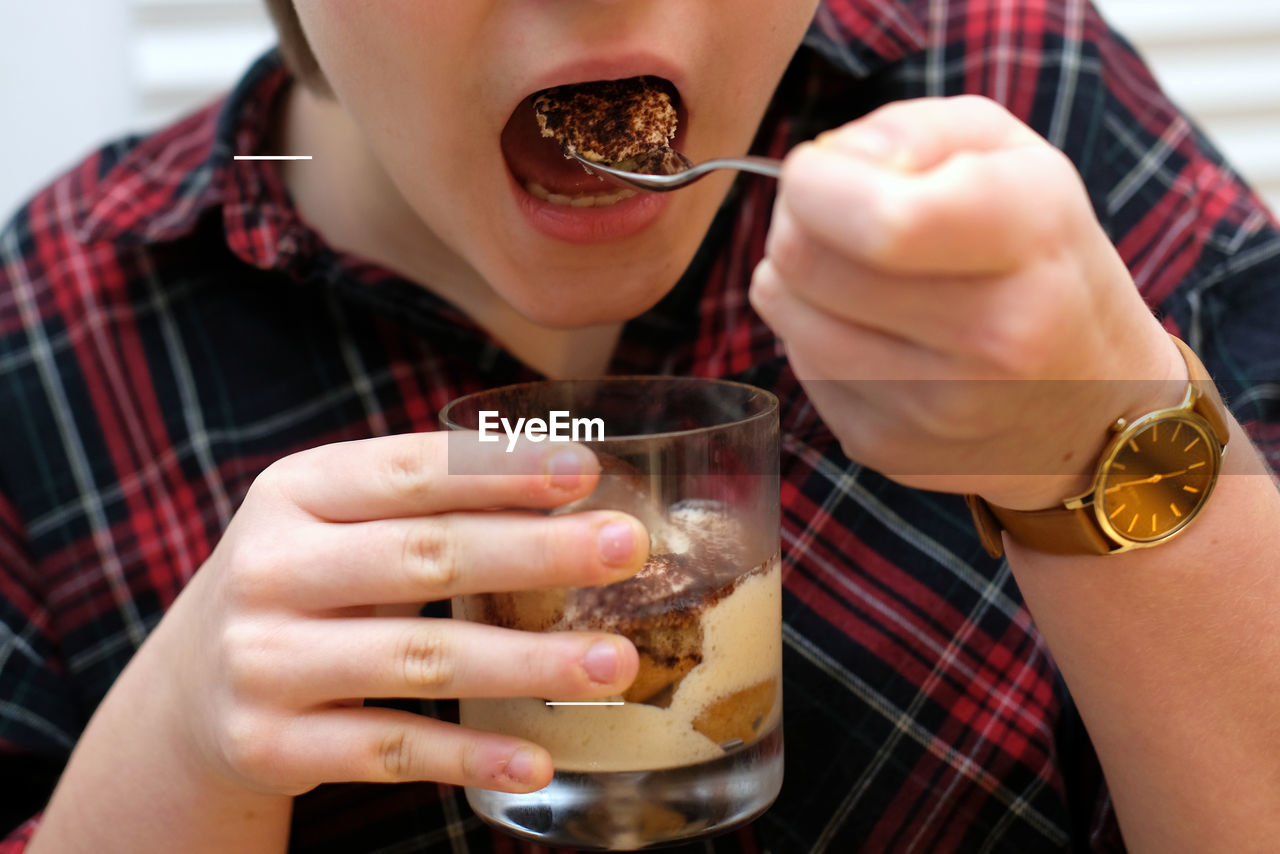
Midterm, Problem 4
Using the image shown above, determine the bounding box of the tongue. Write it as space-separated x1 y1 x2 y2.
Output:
501 99 609 196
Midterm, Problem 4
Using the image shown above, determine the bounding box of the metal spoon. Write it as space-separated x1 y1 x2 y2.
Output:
571 150 782 192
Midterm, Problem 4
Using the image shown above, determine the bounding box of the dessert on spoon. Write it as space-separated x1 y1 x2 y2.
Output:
533 77 780 193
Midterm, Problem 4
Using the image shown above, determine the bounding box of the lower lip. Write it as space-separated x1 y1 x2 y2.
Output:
506 171 670 245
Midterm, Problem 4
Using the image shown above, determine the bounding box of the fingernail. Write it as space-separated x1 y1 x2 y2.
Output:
597 520 637 567
545 448 586 491
582 641 620 684
505 747 539 784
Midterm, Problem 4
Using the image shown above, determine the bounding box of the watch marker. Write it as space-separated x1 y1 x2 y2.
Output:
1183 485 1200 494
1170 503 1182 518
1128 439 1141 453
1188 461 1205 469
1170 423 1183 443
1183 437 1201 452
1109 503 1127 519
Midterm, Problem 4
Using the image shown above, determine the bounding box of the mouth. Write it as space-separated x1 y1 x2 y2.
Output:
500 76 687 210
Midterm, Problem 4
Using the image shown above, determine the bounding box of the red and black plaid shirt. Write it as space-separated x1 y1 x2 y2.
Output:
3 1 1279 851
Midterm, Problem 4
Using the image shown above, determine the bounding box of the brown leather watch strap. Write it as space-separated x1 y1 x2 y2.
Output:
1171 335 1231 446
973 499 1112 557
966 334 1228 559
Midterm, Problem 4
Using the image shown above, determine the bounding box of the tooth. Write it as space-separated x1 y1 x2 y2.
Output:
521 181 638 207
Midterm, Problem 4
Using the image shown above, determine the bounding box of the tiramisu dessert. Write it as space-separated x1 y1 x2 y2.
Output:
532 77 686 175
455 499 781 772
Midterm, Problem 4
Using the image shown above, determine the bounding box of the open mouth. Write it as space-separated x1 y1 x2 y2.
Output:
500 76 686 209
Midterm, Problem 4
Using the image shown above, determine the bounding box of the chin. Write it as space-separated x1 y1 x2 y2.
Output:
491 264 681 330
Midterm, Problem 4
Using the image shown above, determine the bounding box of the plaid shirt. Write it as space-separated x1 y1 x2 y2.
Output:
3 1 1279 851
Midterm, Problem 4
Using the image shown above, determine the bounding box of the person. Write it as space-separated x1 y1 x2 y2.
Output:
2 0 1278 851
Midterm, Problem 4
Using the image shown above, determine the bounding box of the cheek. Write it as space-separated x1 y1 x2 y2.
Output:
293 2 467 109
694 1 820 143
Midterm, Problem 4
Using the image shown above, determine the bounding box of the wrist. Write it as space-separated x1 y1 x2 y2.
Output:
977 332 1190 511
31 622 292 854
969 333 1227 558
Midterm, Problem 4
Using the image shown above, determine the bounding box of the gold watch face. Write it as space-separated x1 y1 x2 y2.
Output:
1095 413 1222 545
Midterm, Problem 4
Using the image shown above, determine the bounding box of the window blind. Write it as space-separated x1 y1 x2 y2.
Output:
130 0 275 128
1098 0 1280 214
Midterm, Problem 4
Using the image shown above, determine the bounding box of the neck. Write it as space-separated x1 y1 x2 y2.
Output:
274 84 623 379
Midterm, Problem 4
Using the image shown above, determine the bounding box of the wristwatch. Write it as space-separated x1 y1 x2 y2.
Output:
967 335 1231 558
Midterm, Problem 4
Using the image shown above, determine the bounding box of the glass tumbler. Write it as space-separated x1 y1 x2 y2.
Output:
440 377 781 850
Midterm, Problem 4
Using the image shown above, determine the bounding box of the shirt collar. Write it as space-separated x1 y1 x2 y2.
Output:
804 0 927 78
73 50 302 272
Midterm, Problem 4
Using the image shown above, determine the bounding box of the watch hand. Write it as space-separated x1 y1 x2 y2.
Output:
1104 470 1188 494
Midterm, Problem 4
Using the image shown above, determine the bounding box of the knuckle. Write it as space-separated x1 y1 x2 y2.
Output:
224 539 291 605
220 623 277 698
955 93 1007 120
401 520 459 592
531 518 568 581
1015 147 1081 233
902 384 984 441
218 708 282 781
246 457 287 500
748 260 784 319
763 212 813 282
396 627 456 692
250 453 307 510
972 307 1046 377
870 190 927 263
458 739 495 786
517 636 558 689
378 727 417 780
381 440 438 504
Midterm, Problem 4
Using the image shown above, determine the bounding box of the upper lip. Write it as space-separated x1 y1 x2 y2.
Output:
512 52 688 116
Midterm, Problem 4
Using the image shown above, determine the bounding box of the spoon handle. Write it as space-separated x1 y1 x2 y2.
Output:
697 156 783 179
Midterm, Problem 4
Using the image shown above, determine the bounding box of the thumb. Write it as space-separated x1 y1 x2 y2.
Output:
816 94 1045 174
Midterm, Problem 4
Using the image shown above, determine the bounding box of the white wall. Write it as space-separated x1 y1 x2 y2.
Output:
0 0 135 221
1 1 1277 221
0 0 274 222
1098 0 1280 216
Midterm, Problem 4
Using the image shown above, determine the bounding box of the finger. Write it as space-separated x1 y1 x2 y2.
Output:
254 619 639 705
750 256 948 383
763 201 994 354
819 94 1044 173
252 510 649 609
260 432 601 522
278 707 555 792
781 128 1080 275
